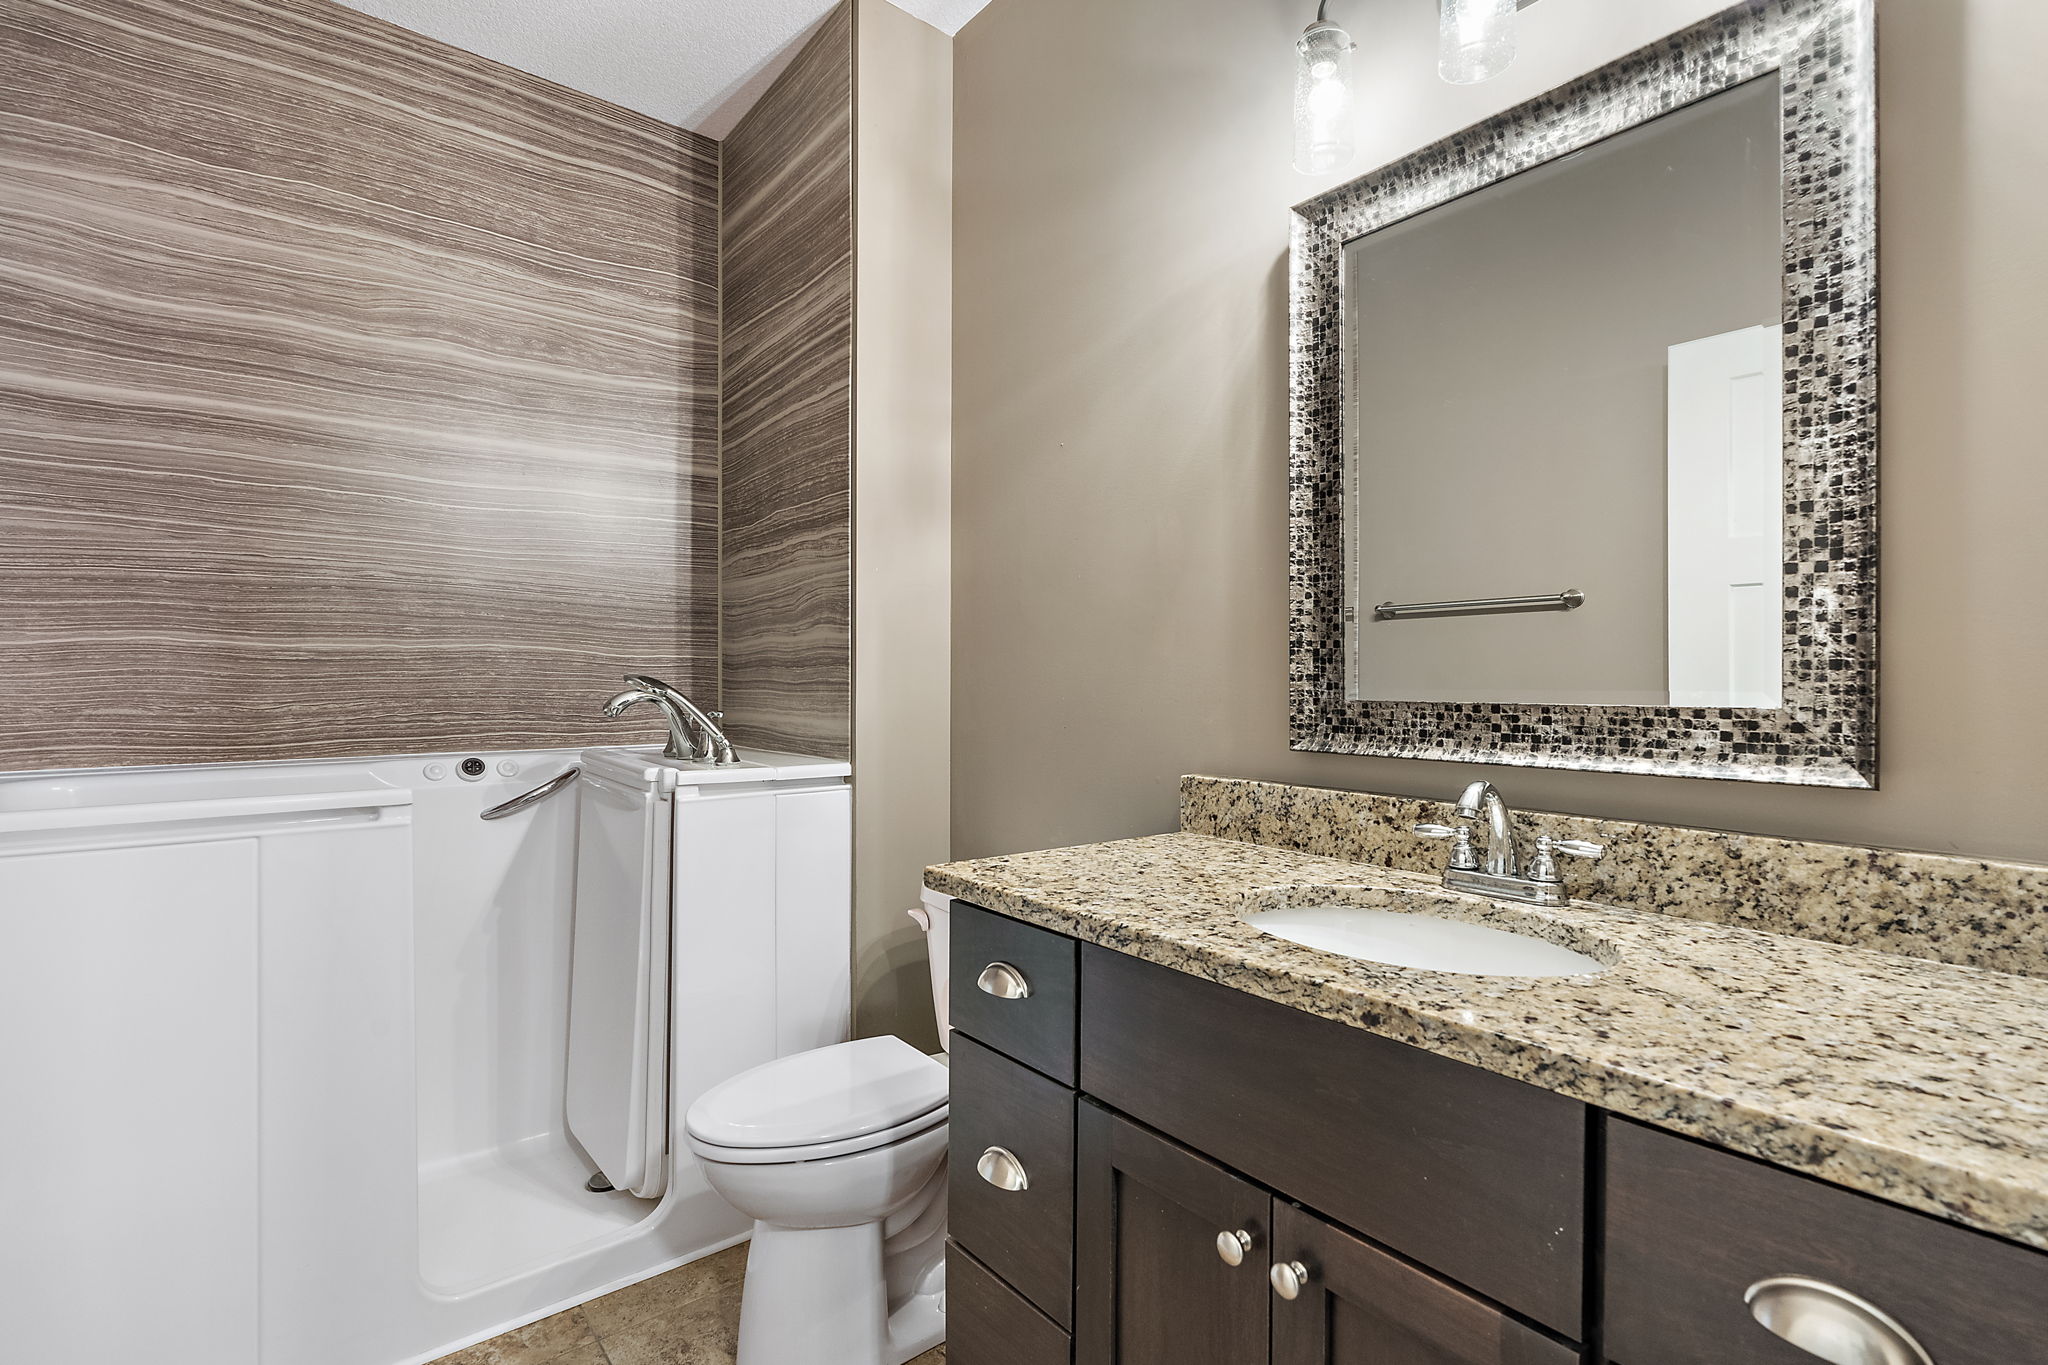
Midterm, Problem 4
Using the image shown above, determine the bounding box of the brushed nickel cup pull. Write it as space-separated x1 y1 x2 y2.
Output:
1215 1229 1254 1267
1744 1277 1934 1365
975 961 1032 1000
1269 1260 1313 1300
975 1145 1029 1192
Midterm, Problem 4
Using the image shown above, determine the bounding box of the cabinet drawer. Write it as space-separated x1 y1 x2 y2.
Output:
949 1032 1077 1327
1271 1202 1576 1365
1079 945 1585 1338
949 1241 1071 1365
1607 1119 2048 1365
950 901 1078 1083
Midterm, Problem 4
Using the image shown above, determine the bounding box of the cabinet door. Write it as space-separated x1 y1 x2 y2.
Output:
1269 1203 1576 1365
1075 1102 1271 1365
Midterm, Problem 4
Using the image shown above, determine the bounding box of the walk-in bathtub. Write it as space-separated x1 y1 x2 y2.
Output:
0 745 851 1365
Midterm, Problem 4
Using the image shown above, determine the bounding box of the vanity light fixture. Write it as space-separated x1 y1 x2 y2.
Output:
1296 0 1542 175
1293 1 1358 175
1438 0 1520 85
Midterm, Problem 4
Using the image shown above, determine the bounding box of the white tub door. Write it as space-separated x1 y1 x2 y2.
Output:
565 759 674 1198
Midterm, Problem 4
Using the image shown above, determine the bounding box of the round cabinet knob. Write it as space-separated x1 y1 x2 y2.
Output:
1744 1277 1933 1365
975 1145 1030 1192
1269 1260 1313 1300
1215 1229 1254 1267
976 961 1032 1000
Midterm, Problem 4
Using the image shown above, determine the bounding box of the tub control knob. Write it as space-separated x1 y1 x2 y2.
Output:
976 1146 1029 1192
976 961 1032 1000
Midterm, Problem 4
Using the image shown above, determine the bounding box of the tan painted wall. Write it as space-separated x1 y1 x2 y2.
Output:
953 0 2048 865
853 0 953 1045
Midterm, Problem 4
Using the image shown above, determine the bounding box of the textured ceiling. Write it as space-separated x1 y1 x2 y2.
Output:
336 0 989 137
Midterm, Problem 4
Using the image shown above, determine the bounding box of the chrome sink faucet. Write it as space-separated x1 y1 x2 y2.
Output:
1412 780 1606 907
603 673 738 765
1456 780 1518 877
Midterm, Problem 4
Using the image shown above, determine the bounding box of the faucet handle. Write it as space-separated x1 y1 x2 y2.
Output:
1528 835 1606 884
1415 823 1481 872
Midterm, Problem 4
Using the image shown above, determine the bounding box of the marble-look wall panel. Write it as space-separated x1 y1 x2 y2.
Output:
718 3 855 760
1181 775 2048 978
0 0 718 770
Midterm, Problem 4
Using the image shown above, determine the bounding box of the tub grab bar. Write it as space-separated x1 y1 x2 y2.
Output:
480 767 581 821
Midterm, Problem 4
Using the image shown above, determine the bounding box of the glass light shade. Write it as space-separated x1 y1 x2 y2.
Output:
1438 0 1517 85
1293 21 1356 176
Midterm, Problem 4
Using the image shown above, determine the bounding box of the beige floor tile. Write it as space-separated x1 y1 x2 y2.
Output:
432 1306 600 1365
581 1243 750 1340
450 1241 946 1365
590 1285 742 1365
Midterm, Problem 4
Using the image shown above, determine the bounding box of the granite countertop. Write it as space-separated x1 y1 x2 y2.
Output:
926 831 2048 1252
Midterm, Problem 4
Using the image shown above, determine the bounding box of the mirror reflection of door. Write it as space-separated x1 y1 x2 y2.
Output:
1666 326 1784 709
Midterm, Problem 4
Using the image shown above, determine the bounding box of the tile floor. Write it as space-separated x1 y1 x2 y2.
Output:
432 1243 946 1365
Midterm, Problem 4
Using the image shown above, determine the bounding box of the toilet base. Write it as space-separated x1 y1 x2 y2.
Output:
884 1283 945 1365
689 1054 951 1365
735 1220 945 1365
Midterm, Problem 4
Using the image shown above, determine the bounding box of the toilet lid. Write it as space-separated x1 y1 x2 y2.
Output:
684 1036 950 1149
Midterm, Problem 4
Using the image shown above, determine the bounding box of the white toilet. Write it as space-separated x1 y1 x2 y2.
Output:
684 891 953 1365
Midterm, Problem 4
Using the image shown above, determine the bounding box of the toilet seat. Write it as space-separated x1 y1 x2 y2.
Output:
686 1104 949 1165
684 1036 950 1165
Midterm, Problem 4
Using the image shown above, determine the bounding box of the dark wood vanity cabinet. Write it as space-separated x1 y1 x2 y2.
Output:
942 900 2048 1365
1079 942 1585 1337
946 901 1585 1365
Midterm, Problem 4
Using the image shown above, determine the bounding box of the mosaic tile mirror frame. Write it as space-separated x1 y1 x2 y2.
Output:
1287 0 1878 787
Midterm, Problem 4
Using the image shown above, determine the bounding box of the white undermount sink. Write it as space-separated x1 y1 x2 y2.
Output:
1243 902 1605 978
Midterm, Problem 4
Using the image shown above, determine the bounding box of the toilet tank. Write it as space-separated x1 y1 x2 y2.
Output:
909 888 952 1052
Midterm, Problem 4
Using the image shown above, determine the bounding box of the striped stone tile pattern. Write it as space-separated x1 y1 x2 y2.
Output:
717 1 855 760
0 0 719 769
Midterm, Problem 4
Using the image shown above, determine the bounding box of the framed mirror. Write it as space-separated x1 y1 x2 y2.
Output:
1289 0 1877 786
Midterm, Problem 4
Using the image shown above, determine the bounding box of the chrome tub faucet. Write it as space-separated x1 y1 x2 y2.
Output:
603 674 737 765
